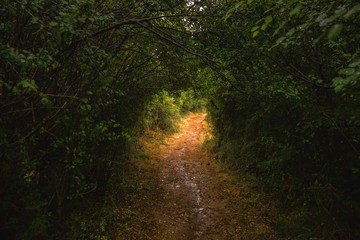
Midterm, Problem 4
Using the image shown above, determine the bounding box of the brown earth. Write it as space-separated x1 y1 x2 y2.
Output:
117 113 282 240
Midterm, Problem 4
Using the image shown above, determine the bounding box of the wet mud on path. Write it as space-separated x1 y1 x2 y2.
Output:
117 113 281 240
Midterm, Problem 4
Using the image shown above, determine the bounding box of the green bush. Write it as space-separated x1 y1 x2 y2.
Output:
177 89 206 113
141 91 181 132
141 89 206 133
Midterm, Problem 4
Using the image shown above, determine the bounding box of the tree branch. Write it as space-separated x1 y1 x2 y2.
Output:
56 14 187 58
263 52 331 89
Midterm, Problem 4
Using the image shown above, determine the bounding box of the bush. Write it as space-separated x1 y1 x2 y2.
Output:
141 90 206 133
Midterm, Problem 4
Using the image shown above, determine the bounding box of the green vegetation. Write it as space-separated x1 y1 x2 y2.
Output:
0 0 359 239
197 1 360 239
141 90 205 133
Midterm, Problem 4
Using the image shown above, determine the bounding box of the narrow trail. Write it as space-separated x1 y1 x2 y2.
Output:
117 113 281 240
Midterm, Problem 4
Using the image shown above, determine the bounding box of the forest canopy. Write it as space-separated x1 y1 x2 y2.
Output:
0 0 359 239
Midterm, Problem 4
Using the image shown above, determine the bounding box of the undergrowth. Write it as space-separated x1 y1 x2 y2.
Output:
139 89 206 133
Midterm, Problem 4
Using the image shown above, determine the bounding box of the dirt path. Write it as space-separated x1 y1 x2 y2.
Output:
117 113 281 240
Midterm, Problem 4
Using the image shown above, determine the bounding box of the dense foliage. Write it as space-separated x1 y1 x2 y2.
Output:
192 0 360 239
141 90 205 132
1 0 359 239
0 1 197 239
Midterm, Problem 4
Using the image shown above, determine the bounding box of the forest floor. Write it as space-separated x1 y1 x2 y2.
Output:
116 113 283 240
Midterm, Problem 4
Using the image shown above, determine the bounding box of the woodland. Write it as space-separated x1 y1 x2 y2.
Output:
0 0 359 239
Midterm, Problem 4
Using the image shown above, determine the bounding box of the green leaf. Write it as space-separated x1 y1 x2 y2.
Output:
332 77 345 92
19 79 37 92
276 37 286 44
332 77 344 84
224 1 244 21
41 97 50 106
49 21 57 27
261 23 268 30
344 4 360 19
349 59 360 68
253 30 260 38
31 17 39 24
286 28 296 36
327 24 343 40
273 21 286 37
265 15 273 24
344 72 360 85
251 26 259 32
290 4 302 16
338 68 355 76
